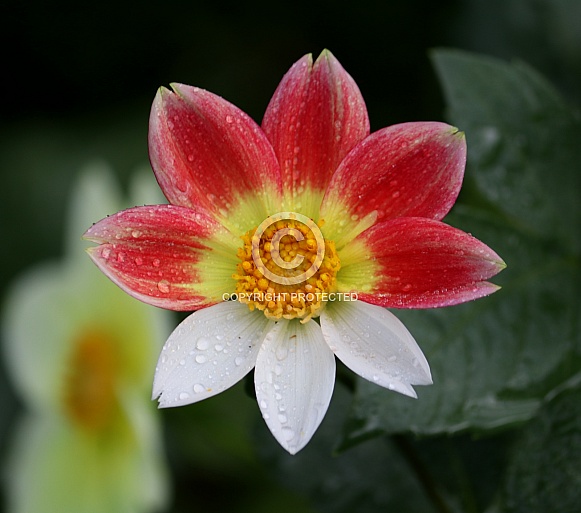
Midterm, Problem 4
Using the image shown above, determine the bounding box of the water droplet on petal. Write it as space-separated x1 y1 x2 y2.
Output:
153 259 160 267
234 356 245 366
157 280 170 293
278 413 288 423
281 426 295 441
179 392 190 400
275 346 288 361
195 354 207 364
193 383 205 394
196 338 210 350
132 230 141 238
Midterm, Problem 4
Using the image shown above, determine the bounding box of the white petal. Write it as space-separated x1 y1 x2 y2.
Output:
153 301 273 407
320 300 432 398
254 320 336 455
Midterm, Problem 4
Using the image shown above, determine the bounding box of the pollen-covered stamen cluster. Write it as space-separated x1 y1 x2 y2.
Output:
234 218 340 321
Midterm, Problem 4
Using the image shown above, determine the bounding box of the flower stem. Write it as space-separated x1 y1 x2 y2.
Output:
392 434 452 513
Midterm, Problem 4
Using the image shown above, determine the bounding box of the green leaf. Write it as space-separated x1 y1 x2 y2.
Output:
432 49 581 250
258 385 437 513
499 383 581 513
344 51 581 443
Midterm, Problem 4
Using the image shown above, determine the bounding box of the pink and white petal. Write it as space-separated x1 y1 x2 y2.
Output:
153 301 274 407
149 84 282 233
84 205 240 311
321 122 466 248
343 217 505 309
320 300 432 398
254 319 336 455
262 50 369 217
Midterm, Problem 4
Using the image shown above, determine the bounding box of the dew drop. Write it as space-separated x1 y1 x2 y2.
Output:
260 399 268 409
274 364 283 376
179 392 190 400
392 191 401 199
193 383 205 394
101 247 111 259
195 354 207 364
157 280 170 293
234 356 245 366
388 355 397 362
134 256 143 265
226 115 233 123
196 337 210 350
152 258 160 267
281 426 295 441
214 344 224 352
275 346 288 361
402 283 412 292
278 413 288 423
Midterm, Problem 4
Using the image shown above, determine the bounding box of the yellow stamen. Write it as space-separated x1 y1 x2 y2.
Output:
234 217 341 322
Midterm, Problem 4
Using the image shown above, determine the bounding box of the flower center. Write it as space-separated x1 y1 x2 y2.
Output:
63 328 118 432
234 213 340 321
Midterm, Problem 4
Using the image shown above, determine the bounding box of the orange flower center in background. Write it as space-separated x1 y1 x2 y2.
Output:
63 329 118 432
234 215 341 322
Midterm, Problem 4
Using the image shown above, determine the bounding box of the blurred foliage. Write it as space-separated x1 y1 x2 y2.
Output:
1 0 581 512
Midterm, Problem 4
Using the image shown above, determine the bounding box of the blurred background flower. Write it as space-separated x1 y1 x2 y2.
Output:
2 165 171 513
1 1 580 512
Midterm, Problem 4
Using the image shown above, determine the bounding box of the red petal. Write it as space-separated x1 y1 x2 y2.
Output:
349 217 505 308
262 50 369 205
84 205 236 311
321 122 466 233
149 84 282 232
